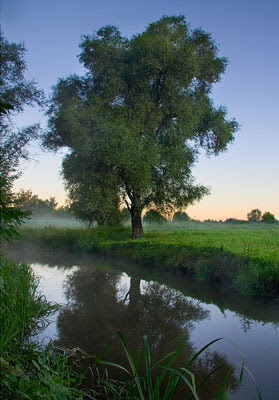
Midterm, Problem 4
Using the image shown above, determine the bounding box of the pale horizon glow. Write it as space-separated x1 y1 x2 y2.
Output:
2 0 278 221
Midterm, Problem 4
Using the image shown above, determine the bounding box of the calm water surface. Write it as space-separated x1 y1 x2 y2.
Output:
7 249 279 399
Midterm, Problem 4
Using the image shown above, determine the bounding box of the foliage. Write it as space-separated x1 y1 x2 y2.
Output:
0 194 30 244
0 33 43 112
120 207 130 222
172 211 190 222
0 32 44 192
143 209 167 225
0 260 56 358
42 16 238 237
0 32 44 243
13 189 65 215
10 190 76 227
66 180 123 227
261 211 276 224
0 99 13 114
247 209 262 222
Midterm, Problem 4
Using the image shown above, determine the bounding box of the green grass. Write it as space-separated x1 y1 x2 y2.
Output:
0 257 94 399
8 221 279 297
0 258 56 358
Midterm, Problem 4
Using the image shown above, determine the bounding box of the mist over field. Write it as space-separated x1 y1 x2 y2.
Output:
22 212 279 232
24 214 84 229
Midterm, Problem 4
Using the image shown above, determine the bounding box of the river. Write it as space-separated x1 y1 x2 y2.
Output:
6 248 279 399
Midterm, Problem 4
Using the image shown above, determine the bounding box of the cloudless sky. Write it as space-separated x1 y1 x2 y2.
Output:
1 0 278 220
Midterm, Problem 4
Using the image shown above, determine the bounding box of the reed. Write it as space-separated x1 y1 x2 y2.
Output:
93 331 262 400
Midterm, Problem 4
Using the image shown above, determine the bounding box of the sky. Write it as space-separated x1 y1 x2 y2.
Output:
1 0 278 221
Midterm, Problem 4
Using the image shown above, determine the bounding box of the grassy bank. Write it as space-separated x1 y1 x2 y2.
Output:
0 258 94 399
10 222 279 297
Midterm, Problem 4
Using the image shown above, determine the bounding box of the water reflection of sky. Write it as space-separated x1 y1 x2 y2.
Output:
30 263 79 344
7 251 279 400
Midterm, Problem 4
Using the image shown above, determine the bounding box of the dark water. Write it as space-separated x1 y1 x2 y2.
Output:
6 249 279 399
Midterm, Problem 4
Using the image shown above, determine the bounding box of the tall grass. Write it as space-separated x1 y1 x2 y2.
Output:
93 331 262 400
0 259 56 358
0 258 94 399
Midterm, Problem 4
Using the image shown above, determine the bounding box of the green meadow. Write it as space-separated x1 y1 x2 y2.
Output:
10 220 279 297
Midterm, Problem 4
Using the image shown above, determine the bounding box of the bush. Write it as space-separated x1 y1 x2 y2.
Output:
261 212 276 223
143 209 167 225
224 218 247 224
172 211 190 222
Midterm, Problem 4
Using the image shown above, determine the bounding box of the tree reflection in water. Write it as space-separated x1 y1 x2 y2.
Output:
55 267 239 399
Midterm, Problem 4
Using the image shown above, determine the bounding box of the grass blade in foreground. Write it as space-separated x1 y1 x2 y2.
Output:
117 330 145 400
95 331 263 400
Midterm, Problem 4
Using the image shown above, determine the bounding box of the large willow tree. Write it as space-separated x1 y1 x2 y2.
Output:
43 16 238 237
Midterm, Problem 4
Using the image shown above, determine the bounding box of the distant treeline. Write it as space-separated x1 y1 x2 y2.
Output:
14 190 71 218
14 190 278 225
224 209 278 224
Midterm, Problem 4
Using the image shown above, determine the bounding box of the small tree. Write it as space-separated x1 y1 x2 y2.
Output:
247 209 262 222
261 212 276 223
173 211 190 222
143 209 167 225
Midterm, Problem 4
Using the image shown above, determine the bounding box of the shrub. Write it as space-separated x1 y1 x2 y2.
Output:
172 211 190 222
143 209 167 225
224 218 247 224
261 212 276 223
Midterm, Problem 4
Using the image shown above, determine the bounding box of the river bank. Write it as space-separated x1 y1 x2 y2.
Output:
3 250 270 400
0 257 93 399
9 223 279 297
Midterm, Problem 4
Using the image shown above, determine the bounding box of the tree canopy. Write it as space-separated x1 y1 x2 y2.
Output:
172 211 191 222
261 212 276 223
247 208 262 222
0 33 44 242
0 32 44 195
43 16 238 237
143 209 167 225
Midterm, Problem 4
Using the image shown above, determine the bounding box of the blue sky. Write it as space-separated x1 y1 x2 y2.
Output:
1 0 278 220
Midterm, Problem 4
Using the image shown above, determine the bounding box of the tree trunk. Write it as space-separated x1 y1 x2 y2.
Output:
130 205 143 239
